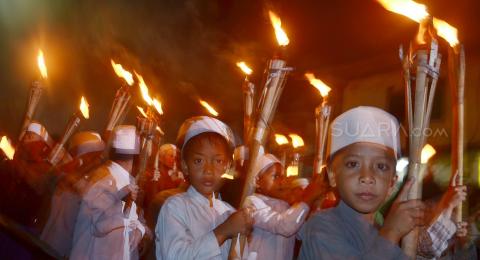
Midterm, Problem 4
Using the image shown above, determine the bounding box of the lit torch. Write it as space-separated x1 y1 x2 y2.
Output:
287 134 304 177
237 61 255 143
275 134 289 167
0 136 15 160
199 100 219 117
419 144 436 180
269 11 290 47
48 96 90 166
18 49 49 141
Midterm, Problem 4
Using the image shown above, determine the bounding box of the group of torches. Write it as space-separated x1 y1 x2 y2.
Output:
0 0 466 258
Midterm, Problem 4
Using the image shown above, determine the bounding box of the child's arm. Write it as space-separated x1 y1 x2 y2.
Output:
245 195 309 237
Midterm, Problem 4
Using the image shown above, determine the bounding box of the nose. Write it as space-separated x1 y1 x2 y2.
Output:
203 160 214 176
359 167 375 185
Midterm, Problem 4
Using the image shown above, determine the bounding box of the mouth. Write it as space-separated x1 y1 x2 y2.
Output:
355 192 377 201
201 180 214 187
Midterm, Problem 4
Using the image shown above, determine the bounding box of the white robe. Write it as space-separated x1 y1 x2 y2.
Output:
70 161 145 260
155 186 253 259
244 194 309 260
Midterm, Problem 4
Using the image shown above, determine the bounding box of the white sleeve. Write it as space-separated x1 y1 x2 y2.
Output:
245 195 310 237
155 197 222 259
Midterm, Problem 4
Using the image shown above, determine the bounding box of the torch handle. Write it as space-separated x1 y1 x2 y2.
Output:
48 115 81 166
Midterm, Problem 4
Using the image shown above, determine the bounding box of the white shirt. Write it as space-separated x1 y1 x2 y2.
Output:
155 186 251 259
245 194 310 260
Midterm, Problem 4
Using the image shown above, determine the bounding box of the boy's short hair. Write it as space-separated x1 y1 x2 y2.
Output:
182 132 233 160
328 106 400 160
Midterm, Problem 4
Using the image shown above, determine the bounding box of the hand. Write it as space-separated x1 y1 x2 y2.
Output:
129 228 142 250
380 178 425 244
214 207 254 245
435 172 467 219
118 184 139 201
456 221 468 238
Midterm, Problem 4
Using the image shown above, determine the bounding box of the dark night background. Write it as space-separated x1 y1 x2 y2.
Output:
0 0 479 150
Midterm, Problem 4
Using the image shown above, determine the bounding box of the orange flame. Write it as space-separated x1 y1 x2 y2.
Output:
433 18 459 47
156 126 164 135
0 136 15 160
199 100 219 117
289 134 304 148
37 50 48 79
221 172 235 180
377 0 429 23
111 60 134 86
421 144 436 163
152 98 164 115
135 72 153 106
275 134 289 145
305 73 331 98
268 11 290 46
286 165 299 177
137 106 148 118
236 61 253 75
79 96 89 119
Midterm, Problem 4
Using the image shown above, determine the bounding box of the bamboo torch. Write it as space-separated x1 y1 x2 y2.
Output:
305 73 332 176
229 10 292 260
286 134 304 177
19 50 48 141
237 61 255 143
48 96 90 166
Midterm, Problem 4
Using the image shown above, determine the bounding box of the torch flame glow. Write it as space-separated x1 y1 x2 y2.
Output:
37 50 48 79
433 18 459 47
199 100 219 117
268 11 290 46
305 73 331 98
275 134 289 145
221 172 235 180
137 106 148 118
236 61 253 75
152 98 164 115
421 144 436 164
79 96 90 119
111 60 134 86
289 134 304 148
377 0 429 23
0 136 15 160
135 72 153 106
286 166 299 177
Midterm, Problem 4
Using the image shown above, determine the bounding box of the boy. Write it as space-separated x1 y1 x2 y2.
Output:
155 116 254 259
299 106 425 259
70 125 147 260
245 153 321 260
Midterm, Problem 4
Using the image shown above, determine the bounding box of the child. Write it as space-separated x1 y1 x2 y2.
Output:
155 116 254 259
244 153 321 260
299 106 425 259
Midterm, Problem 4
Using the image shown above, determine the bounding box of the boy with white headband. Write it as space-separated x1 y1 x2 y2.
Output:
155 116 254 259
299 106 424 259
70 125 147 260
245 153 321 260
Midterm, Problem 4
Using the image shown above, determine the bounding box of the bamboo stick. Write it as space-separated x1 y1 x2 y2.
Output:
18 81 44 141
47 113 82 166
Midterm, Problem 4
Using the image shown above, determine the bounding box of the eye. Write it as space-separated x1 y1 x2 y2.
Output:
215 159 225 165
376 163 390 172
345 161 359 168
193 158 203 165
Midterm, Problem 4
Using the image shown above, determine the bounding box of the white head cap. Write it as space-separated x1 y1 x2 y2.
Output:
329 106 401 159
176 116 235 156
253 153 282 180
68 131 105 158
291 178 310 190
158 144 177 155
112 125 140 155
26 121 54 147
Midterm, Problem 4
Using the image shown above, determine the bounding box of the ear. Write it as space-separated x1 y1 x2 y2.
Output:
181 160 188 175
327 168 337 187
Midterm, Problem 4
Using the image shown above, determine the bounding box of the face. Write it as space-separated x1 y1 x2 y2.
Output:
160 149 177 169
256 163 284 198
183 137 230 198
328 142 397 217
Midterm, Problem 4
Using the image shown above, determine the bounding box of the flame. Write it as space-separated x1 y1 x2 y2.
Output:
433 18 459 47
156 126 164 135
199 100 219 117
79 96 90 119
289 134 304 148
0 136 15 160
135 72 153 106
37 50 48 79
286 165 299 177
377 0 429 23
221 172 234 180
110 60 134 86
421 144 436 164
152 98 164 115
137 106 148 118
268 11 290 46
305 73 331 98
236 61 253 75
275 134 289 145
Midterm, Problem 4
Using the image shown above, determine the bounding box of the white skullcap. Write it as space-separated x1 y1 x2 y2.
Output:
291 178 310 190
176 116 235 152
112 125 140 155
68 131 105 158
26 121 54 147
158 144 177 155
329 106 400 158
253 153 282 180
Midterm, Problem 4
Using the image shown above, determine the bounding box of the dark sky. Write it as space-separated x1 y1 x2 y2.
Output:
1 0 478 149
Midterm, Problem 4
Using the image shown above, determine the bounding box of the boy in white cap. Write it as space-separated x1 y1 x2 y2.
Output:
155 116 254 259
70 125 148 260
299 106 424 259
245 153 321 260
41 131 105 257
